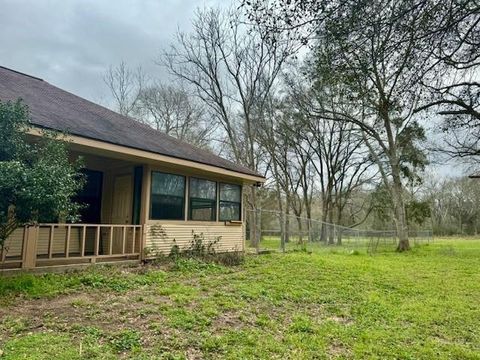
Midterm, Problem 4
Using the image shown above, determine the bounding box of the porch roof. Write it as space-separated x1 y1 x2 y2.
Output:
0 66 264 182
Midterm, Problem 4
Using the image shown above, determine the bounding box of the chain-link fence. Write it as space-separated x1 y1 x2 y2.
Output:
245 209 433 254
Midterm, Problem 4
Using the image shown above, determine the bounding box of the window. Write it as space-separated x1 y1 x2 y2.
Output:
150 172 186 220
219 183 241 221
189 177 217 221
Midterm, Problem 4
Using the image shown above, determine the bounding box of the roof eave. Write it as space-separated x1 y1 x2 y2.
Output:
28 127 266 184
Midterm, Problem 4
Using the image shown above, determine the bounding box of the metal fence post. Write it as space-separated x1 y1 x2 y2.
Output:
308 218 312 245
256 208 261 253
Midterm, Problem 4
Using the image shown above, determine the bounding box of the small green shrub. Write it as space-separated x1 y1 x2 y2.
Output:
70 325 103 339
0 275 35 295
1 316 31 334
185 231 221 258
146 225 171 262
289 315 315 334
168 232 244 267
108 329 141 352
171 258 222 273
213 251 244 266
169 240 181 260
79 273 132 292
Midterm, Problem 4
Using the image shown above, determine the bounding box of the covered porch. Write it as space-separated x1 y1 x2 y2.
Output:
1 149 148 271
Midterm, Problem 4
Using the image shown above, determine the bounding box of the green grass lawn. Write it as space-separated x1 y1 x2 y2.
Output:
1 239 479 359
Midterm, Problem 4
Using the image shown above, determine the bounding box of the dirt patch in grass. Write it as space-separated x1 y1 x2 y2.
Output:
328 315 354 326
327 341 352 358
211 311 246 331
0 288 175 350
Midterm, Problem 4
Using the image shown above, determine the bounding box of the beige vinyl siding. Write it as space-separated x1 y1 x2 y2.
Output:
4 228 25 257
5 226 82 257
37 227 81 255
144 222 244 256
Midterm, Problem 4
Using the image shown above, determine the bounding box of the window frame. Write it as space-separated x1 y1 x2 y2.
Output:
149 171 186 221
219 183 242 222
188 177 218 221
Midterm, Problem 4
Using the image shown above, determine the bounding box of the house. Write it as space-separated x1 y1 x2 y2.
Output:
0 66 264 271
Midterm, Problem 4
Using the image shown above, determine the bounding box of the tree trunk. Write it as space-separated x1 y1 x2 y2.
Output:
307 217 312 243
320 223 327 243
276 187 286 252
285 205 290 243
327 207 335 245
248 187 258 249
381 107 410 252
304 193 312 243
391 176 410 252
336 205 343 246
296 216 303 245
249 210 256 246
320 202 328 243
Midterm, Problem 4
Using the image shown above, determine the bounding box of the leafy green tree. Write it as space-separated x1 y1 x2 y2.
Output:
0 100 84 252
243 0 478 251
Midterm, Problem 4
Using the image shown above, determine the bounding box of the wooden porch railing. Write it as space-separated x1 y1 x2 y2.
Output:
1 227 25 268
1 223 143 270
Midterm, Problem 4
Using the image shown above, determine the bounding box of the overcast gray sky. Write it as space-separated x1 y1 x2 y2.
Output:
0 0 224 104
0 0 466 176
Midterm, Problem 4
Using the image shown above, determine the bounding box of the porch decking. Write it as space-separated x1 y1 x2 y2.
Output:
1 224 143 270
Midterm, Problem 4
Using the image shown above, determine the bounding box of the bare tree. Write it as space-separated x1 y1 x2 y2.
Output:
162 7 294 247
424 176 480 235
256 94 315 249
256 97 293 249
104 63 213 148
285 61 375 245
137 83 214 148
258 78 374 247
104 61 145 117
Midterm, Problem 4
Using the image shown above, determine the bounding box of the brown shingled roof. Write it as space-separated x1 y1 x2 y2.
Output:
0 66 262 178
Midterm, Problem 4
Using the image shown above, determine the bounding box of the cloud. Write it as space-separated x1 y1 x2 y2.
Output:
0 0 225 103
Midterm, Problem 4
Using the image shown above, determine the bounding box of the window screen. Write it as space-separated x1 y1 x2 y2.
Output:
219 183 241 221
189 177 217 221
150 172 185 220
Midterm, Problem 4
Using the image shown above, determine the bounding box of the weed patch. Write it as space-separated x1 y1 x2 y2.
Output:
108 329 142 353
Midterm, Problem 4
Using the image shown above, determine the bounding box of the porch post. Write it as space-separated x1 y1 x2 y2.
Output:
22 225 38 269
139 164 151 261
